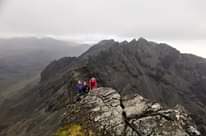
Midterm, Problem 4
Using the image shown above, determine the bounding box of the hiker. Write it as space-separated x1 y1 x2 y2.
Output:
89 77 97 90
82 81 89 93
75 80 84 95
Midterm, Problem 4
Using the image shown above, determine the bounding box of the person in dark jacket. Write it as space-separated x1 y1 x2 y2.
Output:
82 81 89 93
75 80 84 95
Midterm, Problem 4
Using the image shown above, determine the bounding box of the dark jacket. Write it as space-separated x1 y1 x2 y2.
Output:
82 84 89 93
75 83 84 94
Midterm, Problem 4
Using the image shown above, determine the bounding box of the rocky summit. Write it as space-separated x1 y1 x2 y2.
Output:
0 38 205 136
62 87 200 136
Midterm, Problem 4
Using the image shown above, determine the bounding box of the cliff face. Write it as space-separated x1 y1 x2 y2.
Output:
0 38 205 135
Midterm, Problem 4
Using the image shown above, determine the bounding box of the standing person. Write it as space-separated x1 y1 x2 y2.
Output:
75 80 84 95
82 81 89 93
89 77 97 91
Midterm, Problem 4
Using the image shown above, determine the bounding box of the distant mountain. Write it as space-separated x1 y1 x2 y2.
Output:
0 37 90 98
0 38 205 135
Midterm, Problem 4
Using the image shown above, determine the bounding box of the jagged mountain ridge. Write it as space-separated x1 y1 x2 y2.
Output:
40 38 206 134
0 38 205 135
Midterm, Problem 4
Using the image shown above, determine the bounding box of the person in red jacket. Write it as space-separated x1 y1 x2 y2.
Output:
89 77 97 90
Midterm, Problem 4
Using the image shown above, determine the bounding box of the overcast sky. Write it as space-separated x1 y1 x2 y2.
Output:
0 0 206 57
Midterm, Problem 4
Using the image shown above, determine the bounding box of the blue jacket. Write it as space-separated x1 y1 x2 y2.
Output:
75 83 84 94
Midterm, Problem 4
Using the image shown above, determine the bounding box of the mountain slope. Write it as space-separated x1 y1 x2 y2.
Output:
0 37 90 98
84 38 206 134
3 88 201 136
0 38 205 135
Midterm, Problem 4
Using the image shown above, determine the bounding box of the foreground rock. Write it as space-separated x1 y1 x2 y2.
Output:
62 87 201 136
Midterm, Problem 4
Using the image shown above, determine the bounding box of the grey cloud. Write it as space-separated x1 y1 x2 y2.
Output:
0 0 7 12
0 0 206 41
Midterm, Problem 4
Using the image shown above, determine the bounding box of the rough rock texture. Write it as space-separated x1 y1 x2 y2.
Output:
62 87 200 136
81 88 124 135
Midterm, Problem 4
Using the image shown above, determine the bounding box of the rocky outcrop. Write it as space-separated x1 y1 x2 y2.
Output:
62 87 201 136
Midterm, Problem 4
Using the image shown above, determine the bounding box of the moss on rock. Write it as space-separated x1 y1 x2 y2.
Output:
54 124 94 136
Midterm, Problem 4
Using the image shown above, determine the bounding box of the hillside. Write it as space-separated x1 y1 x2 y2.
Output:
0 38 205 135
0 37 90 98
2 87 201 136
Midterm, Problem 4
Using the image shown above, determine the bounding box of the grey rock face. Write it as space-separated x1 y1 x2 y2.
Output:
65 87 200 136
80 88 124 135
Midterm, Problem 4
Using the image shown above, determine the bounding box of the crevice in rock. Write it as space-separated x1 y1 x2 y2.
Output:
120 95 144 136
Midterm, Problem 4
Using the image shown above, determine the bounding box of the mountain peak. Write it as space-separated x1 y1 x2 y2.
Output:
80 39 118 59
97 39 116 45
137 37 148 44
138 37 147 41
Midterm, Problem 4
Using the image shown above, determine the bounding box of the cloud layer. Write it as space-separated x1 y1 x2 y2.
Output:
0 0 205 57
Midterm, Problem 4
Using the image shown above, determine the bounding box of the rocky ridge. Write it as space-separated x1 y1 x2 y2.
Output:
0 38 206 136
62 87 200 136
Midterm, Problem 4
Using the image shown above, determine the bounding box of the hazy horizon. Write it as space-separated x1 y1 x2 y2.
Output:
0 36 205 59
0 0 205 58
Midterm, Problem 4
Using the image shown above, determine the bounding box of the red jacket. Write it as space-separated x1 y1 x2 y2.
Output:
89 79 97 90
